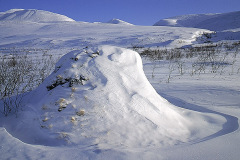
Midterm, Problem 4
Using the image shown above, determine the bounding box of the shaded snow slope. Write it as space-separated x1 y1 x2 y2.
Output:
0 9 75 22
106 18 133 25
154 11 240 31
2 46 225 149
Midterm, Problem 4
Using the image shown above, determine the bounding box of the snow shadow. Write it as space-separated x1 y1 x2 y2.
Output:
159 92 239 144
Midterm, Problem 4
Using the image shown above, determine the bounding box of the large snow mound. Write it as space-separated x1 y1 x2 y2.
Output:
106 18 133 25
3 46 225 149
154 11 240 31
0 9 75 22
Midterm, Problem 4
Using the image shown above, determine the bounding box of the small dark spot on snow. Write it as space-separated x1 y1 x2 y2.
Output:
93 149 101 154
47 75 88 90
76 110 85 116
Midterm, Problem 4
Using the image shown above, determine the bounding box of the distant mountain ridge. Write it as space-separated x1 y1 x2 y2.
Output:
154 11 240 31
0 9 134 25
0 9 75 22
106 18 133 25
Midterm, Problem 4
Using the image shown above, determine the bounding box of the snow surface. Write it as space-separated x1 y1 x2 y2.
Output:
0 9 212 49
154 11 240 31
0 20 208 49
4 45 225 147
0 9 75 22
0 9 240 160
142 58 240 159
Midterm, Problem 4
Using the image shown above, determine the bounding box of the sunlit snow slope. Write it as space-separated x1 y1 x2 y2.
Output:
0 9 211 49
106 18 133 25
0 9 75 22
154 11 240 31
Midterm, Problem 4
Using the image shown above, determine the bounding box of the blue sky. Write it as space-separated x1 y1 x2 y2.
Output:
0 0 240 25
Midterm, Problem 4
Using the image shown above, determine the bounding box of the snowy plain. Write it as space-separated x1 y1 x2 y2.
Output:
0 9 240 160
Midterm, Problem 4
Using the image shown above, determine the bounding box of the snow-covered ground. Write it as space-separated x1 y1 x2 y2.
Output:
0 9 240 160
142 49 240 159
0 20 207 49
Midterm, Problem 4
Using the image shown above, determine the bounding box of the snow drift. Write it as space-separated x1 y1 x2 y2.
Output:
154 11 240 31
0 9 75 22
4 46 224 149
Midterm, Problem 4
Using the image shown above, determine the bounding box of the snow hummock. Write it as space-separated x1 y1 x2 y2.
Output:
22 46 190 146
154 11 240 31
106 18 133 25
1 46 224 149
0 9 75 22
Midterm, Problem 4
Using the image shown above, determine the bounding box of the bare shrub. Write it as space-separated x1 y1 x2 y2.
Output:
0 55 33 116
139 42 239 83
0 50 60 116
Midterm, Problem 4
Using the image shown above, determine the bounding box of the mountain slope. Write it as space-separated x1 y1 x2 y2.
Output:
0 9 212 49
106 18 133 25
0 9 75 22
0 19 209 49
154 11 240 31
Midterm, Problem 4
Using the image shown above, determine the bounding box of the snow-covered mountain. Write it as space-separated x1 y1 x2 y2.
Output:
106 18 133 25
154 11 240 31
0 9 75 22
0 9 210 49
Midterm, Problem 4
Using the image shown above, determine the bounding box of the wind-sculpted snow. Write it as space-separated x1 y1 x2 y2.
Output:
1 46 225 150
